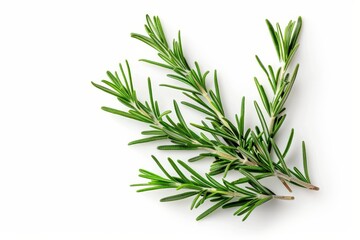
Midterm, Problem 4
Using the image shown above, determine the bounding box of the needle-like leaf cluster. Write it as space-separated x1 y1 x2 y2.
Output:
92 15 318 221
132 156 292 221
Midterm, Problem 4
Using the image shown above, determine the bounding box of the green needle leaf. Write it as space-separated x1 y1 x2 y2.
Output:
283 129 294 158
254 101 269 139
271 139 291 176
158 145 198 150
188 154 208 162
302 141 311 183
238 169 272 195
101 106 151 123
160 191 199 202
254 78 271 115
168 158 190 182
140 59 173 69
265 19 280 60
128 135 168 145
196 197 232 221
178 160 212 186
91 82 121 98
160 84 199 94
289 16 302 52
239 96 246 137
242 197 271 221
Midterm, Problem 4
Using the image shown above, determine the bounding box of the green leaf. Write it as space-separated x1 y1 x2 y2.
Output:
260 140 275 172
168 158 190 182
131 33 156 49
158 110 172 119
232 172 273 184
141 130 164 135
302 141 311 182
209 90 224 114
188 154 207 162
191 123 238 142
265 19 280 60
91 82 121 98
182 92 213 112
196 197 232 221
160 84 199 94
205 174 227 191
254 101 269 139
118 64 131 93
272 114 286 136
213 70 224 111
167 74 190 85
255 56 275 92
289 16 302 52
101 80 121 93
127 109 153 123
139 59 173 70
124 60 134 93
151 155 175 181
283 129 294 158
222 198 251 209
276 23 285 61
181 101 216 118
284 20 295 56
178 160 212 186
137 169 168 182
160 191 199 202
254 78 271 115
136 186 174 192
147 78 156 114
101 106 151 123
238 169 272 195
293 167 308 183
223 180 255 196
237 146 257 164
239 96 246 137
128 135 168 145
233 199 257 216
173 101 189 132
271 139 291 176
274 64 299 114
191 191 205 210
268 65 278 91
242 197 271 221
285 43 299 70
194 191 208 209
158 145 198 150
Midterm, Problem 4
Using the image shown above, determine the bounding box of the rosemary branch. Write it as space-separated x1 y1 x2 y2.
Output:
91 64 247 165
92 15 319 220
131 156 293 221
130 15 318 191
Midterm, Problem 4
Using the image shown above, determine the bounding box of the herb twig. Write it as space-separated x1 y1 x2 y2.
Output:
92 15 319 220
132 156 293 221
129 15 318 191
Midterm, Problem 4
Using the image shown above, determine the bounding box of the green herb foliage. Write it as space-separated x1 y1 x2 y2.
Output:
92 15 318 221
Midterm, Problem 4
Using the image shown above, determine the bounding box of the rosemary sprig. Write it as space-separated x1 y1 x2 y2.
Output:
92 15 319 220
131 16 240 146
129 15 318 191
132 156 293 221
251 17 314 191
91 62 247 164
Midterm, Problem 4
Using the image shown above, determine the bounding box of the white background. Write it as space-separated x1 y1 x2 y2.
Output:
0 0 359 239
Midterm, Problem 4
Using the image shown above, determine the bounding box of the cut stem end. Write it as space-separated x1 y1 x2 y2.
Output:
274 195 295 200
310 185 320 191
